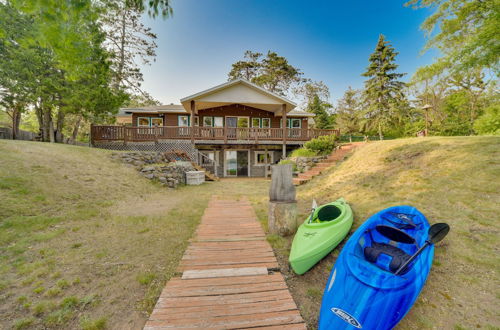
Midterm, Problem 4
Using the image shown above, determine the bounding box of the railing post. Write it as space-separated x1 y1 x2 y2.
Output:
123 126 128 145
282 104 287 158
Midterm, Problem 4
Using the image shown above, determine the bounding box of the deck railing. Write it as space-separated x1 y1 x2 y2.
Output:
91 125 339 144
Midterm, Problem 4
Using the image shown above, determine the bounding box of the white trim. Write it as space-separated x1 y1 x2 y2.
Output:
251 117 261 128
254 151 274 166
178 115 189 127
203 116 213 127
290 118 302 128
213 116 224 127
225 116 250 128
151 117 164 127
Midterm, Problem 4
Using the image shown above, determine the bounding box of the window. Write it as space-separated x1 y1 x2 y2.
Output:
203 116 213 127
261 118 271 128
151 117 164 127
178 115 189 127
138 117 150 127
255 151 273 165
237 117 249 128
213 117 224 127
291 118 301 128
280 119 290 128
251 118 261 128
193 116 199 126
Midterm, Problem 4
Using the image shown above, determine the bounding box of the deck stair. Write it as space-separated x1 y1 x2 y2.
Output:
293 142 363 186
191 163 219 182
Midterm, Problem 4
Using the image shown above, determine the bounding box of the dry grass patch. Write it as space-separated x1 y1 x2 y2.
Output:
262 137 499 329
0 141 271 329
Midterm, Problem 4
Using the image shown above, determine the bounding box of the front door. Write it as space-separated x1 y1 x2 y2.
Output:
236 151 248 176
225 150 249 177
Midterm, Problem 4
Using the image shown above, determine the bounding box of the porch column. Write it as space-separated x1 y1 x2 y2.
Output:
190 100 195 144
282 104 287 158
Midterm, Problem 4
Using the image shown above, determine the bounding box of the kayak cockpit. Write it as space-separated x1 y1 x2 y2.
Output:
346 210 431 287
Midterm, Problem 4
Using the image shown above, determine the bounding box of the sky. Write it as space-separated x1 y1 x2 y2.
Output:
140 0 438 107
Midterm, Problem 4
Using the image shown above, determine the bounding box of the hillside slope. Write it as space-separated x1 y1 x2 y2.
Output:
0 141 270 329
273 137 500 329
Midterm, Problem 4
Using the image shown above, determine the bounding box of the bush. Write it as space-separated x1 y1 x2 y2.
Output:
474 104 500 135
278 159 297 172
303 135 338 155
290 148 318 157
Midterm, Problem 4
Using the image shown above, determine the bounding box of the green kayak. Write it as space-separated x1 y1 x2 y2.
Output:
289 198 353 275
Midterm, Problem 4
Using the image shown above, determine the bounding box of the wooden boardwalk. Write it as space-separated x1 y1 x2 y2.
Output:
144 198 306 329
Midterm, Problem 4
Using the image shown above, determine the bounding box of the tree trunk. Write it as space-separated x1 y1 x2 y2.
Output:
378 122 383 140
11 107 21 140
71 115 83 143
55 110 65 143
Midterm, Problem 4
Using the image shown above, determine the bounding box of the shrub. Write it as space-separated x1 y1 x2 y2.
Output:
290 148 318 157
278 159 297 172
474 104 500 135
303 135 338 155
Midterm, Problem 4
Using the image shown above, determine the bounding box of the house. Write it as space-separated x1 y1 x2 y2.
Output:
91 79 339 177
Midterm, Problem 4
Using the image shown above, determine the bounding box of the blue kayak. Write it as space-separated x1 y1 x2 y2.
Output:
319 206 434 330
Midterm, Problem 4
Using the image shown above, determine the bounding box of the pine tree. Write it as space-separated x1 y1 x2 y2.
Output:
362 34 406 139
336 87 362 141
307 95 333 129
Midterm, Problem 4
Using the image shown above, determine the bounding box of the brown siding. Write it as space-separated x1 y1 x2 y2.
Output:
130 104 309 128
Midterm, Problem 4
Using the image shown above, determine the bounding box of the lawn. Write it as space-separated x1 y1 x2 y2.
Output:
1 137 499 329
252 136 500 329
0 140 269 329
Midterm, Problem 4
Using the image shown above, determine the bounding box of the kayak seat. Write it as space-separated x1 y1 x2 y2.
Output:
317 205 342 222
364 242 412 274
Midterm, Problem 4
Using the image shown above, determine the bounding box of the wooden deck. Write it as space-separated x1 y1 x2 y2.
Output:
144 198 305 329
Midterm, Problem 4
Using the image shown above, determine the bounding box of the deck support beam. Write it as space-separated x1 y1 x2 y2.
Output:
282 104 287 158
190 100 195 144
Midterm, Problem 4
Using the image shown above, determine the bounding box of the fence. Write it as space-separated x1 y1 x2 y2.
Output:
0 127 37 141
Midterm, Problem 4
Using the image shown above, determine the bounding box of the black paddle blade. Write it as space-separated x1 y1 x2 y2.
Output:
428 223 450 244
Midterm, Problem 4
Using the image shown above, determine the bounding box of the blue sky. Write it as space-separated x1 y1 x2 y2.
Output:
140 0 437 106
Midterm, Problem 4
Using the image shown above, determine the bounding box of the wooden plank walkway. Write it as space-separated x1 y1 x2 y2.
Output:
144 198 306 329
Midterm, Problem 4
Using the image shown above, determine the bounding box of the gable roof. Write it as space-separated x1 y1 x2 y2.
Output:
180 78 296 114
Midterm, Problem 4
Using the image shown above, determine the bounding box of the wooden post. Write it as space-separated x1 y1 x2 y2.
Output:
190 100 195 144
282 104 287 158
264 146 269 178
268 164 298 236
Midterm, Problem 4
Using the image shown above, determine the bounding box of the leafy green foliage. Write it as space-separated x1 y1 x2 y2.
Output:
303 135 338 155
474 104 500 135
307 95 334 129
228 50 304 96
406 0 500 74
290 148 318 157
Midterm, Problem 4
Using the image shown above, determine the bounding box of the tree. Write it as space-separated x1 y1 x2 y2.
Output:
228 51 304 96
307 95 333 129
361 34 406 139
474 104 500 135
101 0 159 99
336 87 362 140
406 0 500 74
228 51 263 81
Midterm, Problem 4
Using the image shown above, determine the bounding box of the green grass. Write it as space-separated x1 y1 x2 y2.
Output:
290 148 318 157
271 136 500 329
0 140 270 329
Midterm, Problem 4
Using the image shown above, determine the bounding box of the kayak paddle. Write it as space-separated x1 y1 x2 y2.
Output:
308 199 318 223
395 222 450 275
